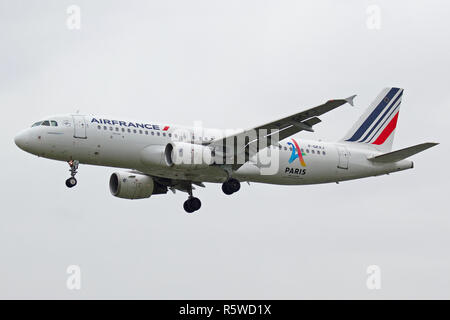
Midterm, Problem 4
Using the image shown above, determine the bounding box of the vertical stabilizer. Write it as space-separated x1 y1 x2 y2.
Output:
342 87 403 152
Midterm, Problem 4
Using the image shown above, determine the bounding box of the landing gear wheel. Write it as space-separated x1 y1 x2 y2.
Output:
230 178 241 192
65 177 77 188
183 197 202 213
183 200 194 213
222 183 233 195
222 178 241 195
190 197 201 211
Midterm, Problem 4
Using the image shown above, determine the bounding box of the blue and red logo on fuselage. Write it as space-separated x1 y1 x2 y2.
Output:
287 138 306 167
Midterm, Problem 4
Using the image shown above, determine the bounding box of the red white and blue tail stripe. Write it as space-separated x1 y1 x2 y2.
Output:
342 87 403 151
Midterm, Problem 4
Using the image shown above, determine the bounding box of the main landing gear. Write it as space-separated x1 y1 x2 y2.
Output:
183 185 202 213
65 160 79 188
222 178 241 195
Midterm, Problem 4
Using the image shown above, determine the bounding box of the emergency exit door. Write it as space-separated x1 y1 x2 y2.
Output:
337 146 350 169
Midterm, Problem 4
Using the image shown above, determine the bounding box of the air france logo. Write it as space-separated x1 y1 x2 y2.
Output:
287 138 306 167
91 118 169 131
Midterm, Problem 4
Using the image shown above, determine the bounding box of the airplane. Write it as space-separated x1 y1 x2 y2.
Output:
14 87 438 213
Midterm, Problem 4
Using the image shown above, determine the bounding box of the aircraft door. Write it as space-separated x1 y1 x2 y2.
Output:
337 146 350 169
72 115 87 139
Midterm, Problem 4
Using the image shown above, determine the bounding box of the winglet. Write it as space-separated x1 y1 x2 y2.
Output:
345 94 357 106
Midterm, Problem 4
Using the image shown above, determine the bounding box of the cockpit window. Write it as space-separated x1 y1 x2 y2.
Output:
31 120 58 127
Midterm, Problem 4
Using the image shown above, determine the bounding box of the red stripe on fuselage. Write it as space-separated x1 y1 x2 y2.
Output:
372 112 399 145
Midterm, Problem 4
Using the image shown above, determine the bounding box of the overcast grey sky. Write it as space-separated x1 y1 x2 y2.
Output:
1 0 449 299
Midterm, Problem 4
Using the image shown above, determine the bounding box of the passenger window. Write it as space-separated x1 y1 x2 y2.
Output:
322 151 326 155
284 147 287 151
163 132 166 137
97 125 101 130
127 129 131 133
306 149 310 153
168 133 172 137
145 131 148 135
133 129 137 134
103 126 107 130
139 130 143 134
42 120 50 126
312 150 315 154
157 132 160 136
116 127 119 132
122 128 125 132
110 127 113 131
51 120 58 127
151 131 154 135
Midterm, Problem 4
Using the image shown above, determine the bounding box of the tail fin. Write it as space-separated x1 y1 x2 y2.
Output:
342 87 404 152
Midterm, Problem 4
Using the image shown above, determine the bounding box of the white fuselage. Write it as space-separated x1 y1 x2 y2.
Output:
14 114 413 185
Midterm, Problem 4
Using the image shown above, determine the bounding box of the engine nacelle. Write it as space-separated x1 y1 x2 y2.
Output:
109 172 165 200
140 145 166 167
164 142 213 168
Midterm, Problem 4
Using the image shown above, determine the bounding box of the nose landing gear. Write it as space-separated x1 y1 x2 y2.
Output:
65 160 79 188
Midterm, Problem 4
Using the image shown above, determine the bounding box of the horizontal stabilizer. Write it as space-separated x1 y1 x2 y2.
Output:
368 142 439 163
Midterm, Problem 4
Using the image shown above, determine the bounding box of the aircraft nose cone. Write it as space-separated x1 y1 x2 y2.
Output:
14 130 29 151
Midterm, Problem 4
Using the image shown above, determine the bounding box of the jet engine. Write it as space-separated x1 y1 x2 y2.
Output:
164 142 214 168
140 145 165 167
109 172 167 199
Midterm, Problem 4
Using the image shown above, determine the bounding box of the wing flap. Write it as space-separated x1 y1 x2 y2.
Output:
263 117 322 145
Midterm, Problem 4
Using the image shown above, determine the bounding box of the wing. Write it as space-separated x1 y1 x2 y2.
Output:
207 94 356 163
